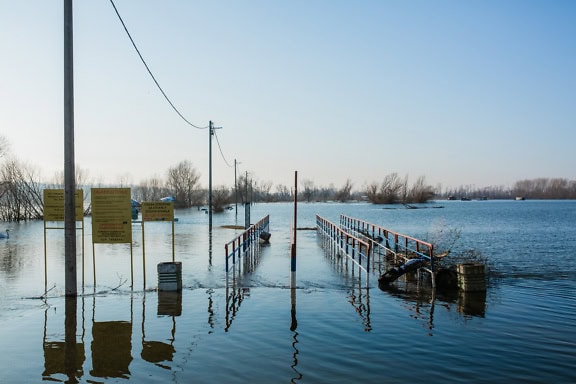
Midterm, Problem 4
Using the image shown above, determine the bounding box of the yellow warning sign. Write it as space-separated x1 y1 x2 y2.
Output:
141 202 174 222
91 188 132 244
43 189 84 222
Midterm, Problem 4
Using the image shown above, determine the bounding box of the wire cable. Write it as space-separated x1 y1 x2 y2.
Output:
213 130 233 168
109 0 207 130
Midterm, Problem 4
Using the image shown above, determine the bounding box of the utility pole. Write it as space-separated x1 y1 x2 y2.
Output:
64 0 77 297
208 121 213 229
208 121 222 229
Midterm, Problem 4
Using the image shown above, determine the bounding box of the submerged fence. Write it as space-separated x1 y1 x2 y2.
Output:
340 215 436 282
316 215 372 285
224 215 270 275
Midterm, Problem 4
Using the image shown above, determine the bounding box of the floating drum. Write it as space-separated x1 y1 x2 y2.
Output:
158 262 182 292
259 231 271 244
457 263 486 292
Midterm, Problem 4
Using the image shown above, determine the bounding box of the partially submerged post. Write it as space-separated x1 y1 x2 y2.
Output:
457 263 486 292
291 171 298 288
63 0 77 297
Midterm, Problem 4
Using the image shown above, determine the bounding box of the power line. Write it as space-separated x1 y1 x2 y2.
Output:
109 0 207 130
213 129 233 168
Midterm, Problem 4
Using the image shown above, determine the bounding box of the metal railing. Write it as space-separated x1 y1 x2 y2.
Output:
339 215 436 279
224 215 270 274
316 215 371 277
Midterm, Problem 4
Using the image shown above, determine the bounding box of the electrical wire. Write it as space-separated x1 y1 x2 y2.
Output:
213 130 233 168
109 0 207 130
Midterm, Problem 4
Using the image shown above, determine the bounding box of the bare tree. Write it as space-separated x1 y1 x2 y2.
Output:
365 173 404 204
134 175 168 202
258 180 274 202
301 179 316 202
0 159 43 221
236 173 254 203
0 135 9 159
166 160 201 208
406 176 435 203
275 184 292 201
212 185 231 212
334 179 353 202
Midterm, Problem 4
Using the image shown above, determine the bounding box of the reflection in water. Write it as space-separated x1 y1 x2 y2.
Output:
347 282 372 332
42 297 85 383
320 235 373 331
458 290 486 317
225 284 249 332
0 242 22 274
386 284 436 336
89 294 134 379
290 287 302 383
207 288 215 332
141 292 180 370
90 321 133 379
223 227 267 331
158 291 183 317
381 282 487 335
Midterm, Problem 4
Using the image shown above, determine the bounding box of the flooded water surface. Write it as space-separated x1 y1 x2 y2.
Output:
1 200 575 383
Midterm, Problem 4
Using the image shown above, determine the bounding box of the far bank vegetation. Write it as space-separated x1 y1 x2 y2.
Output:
2 136 576 221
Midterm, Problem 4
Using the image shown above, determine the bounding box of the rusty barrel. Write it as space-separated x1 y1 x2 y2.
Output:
457 263 486 292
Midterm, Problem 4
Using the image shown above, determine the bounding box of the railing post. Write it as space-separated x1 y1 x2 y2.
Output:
225 244 229 272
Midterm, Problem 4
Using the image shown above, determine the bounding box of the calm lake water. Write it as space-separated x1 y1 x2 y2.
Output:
1 200 575 383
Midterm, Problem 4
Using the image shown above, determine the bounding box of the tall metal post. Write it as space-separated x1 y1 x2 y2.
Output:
64 0 77 297
208 121 213 229
291 171 298 288
234 159 238 214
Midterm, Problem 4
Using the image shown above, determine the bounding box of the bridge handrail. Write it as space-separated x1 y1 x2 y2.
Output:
225 215 270 272
316 215 371 274
339 215 435 271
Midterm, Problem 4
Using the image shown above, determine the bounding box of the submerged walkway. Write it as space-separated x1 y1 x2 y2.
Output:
316 214 437 287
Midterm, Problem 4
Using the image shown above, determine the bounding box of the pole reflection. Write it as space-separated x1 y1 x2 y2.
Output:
42 296 84 383
42 293 166 381
290 287 302 383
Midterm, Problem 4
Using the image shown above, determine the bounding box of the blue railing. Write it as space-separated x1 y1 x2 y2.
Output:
339 215 435 274
316 215 371 274
225 215 270 273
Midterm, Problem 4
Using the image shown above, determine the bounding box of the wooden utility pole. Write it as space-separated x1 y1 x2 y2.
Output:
64 0 77 297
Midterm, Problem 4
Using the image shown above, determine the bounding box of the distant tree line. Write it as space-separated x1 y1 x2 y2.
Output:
1 135 575 221
438 178 576 200
511 178 576 199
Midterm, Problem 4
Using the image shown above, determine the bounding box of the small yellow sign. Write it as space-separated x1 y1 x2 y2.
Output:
91 188 132 244
141 202 174 222
43 189 84 222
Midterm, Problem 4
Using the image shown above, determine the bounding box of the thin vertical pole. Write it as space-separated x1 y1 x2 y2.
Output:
234 159 238 214
172 219 175 262
208 121 213 229
64 0 77 297
291 171 297 288
92 243 96 289
44 221 48 294
142 222 146 289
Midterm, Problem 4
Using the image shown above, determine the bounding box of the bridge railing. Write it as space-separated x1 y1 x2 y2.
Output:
225 215 270 274
339 215 435 275
316 215 371 275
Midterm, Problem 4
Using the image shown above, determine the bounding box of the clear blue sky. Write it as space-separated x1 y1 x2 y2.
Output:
1 1 575 192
